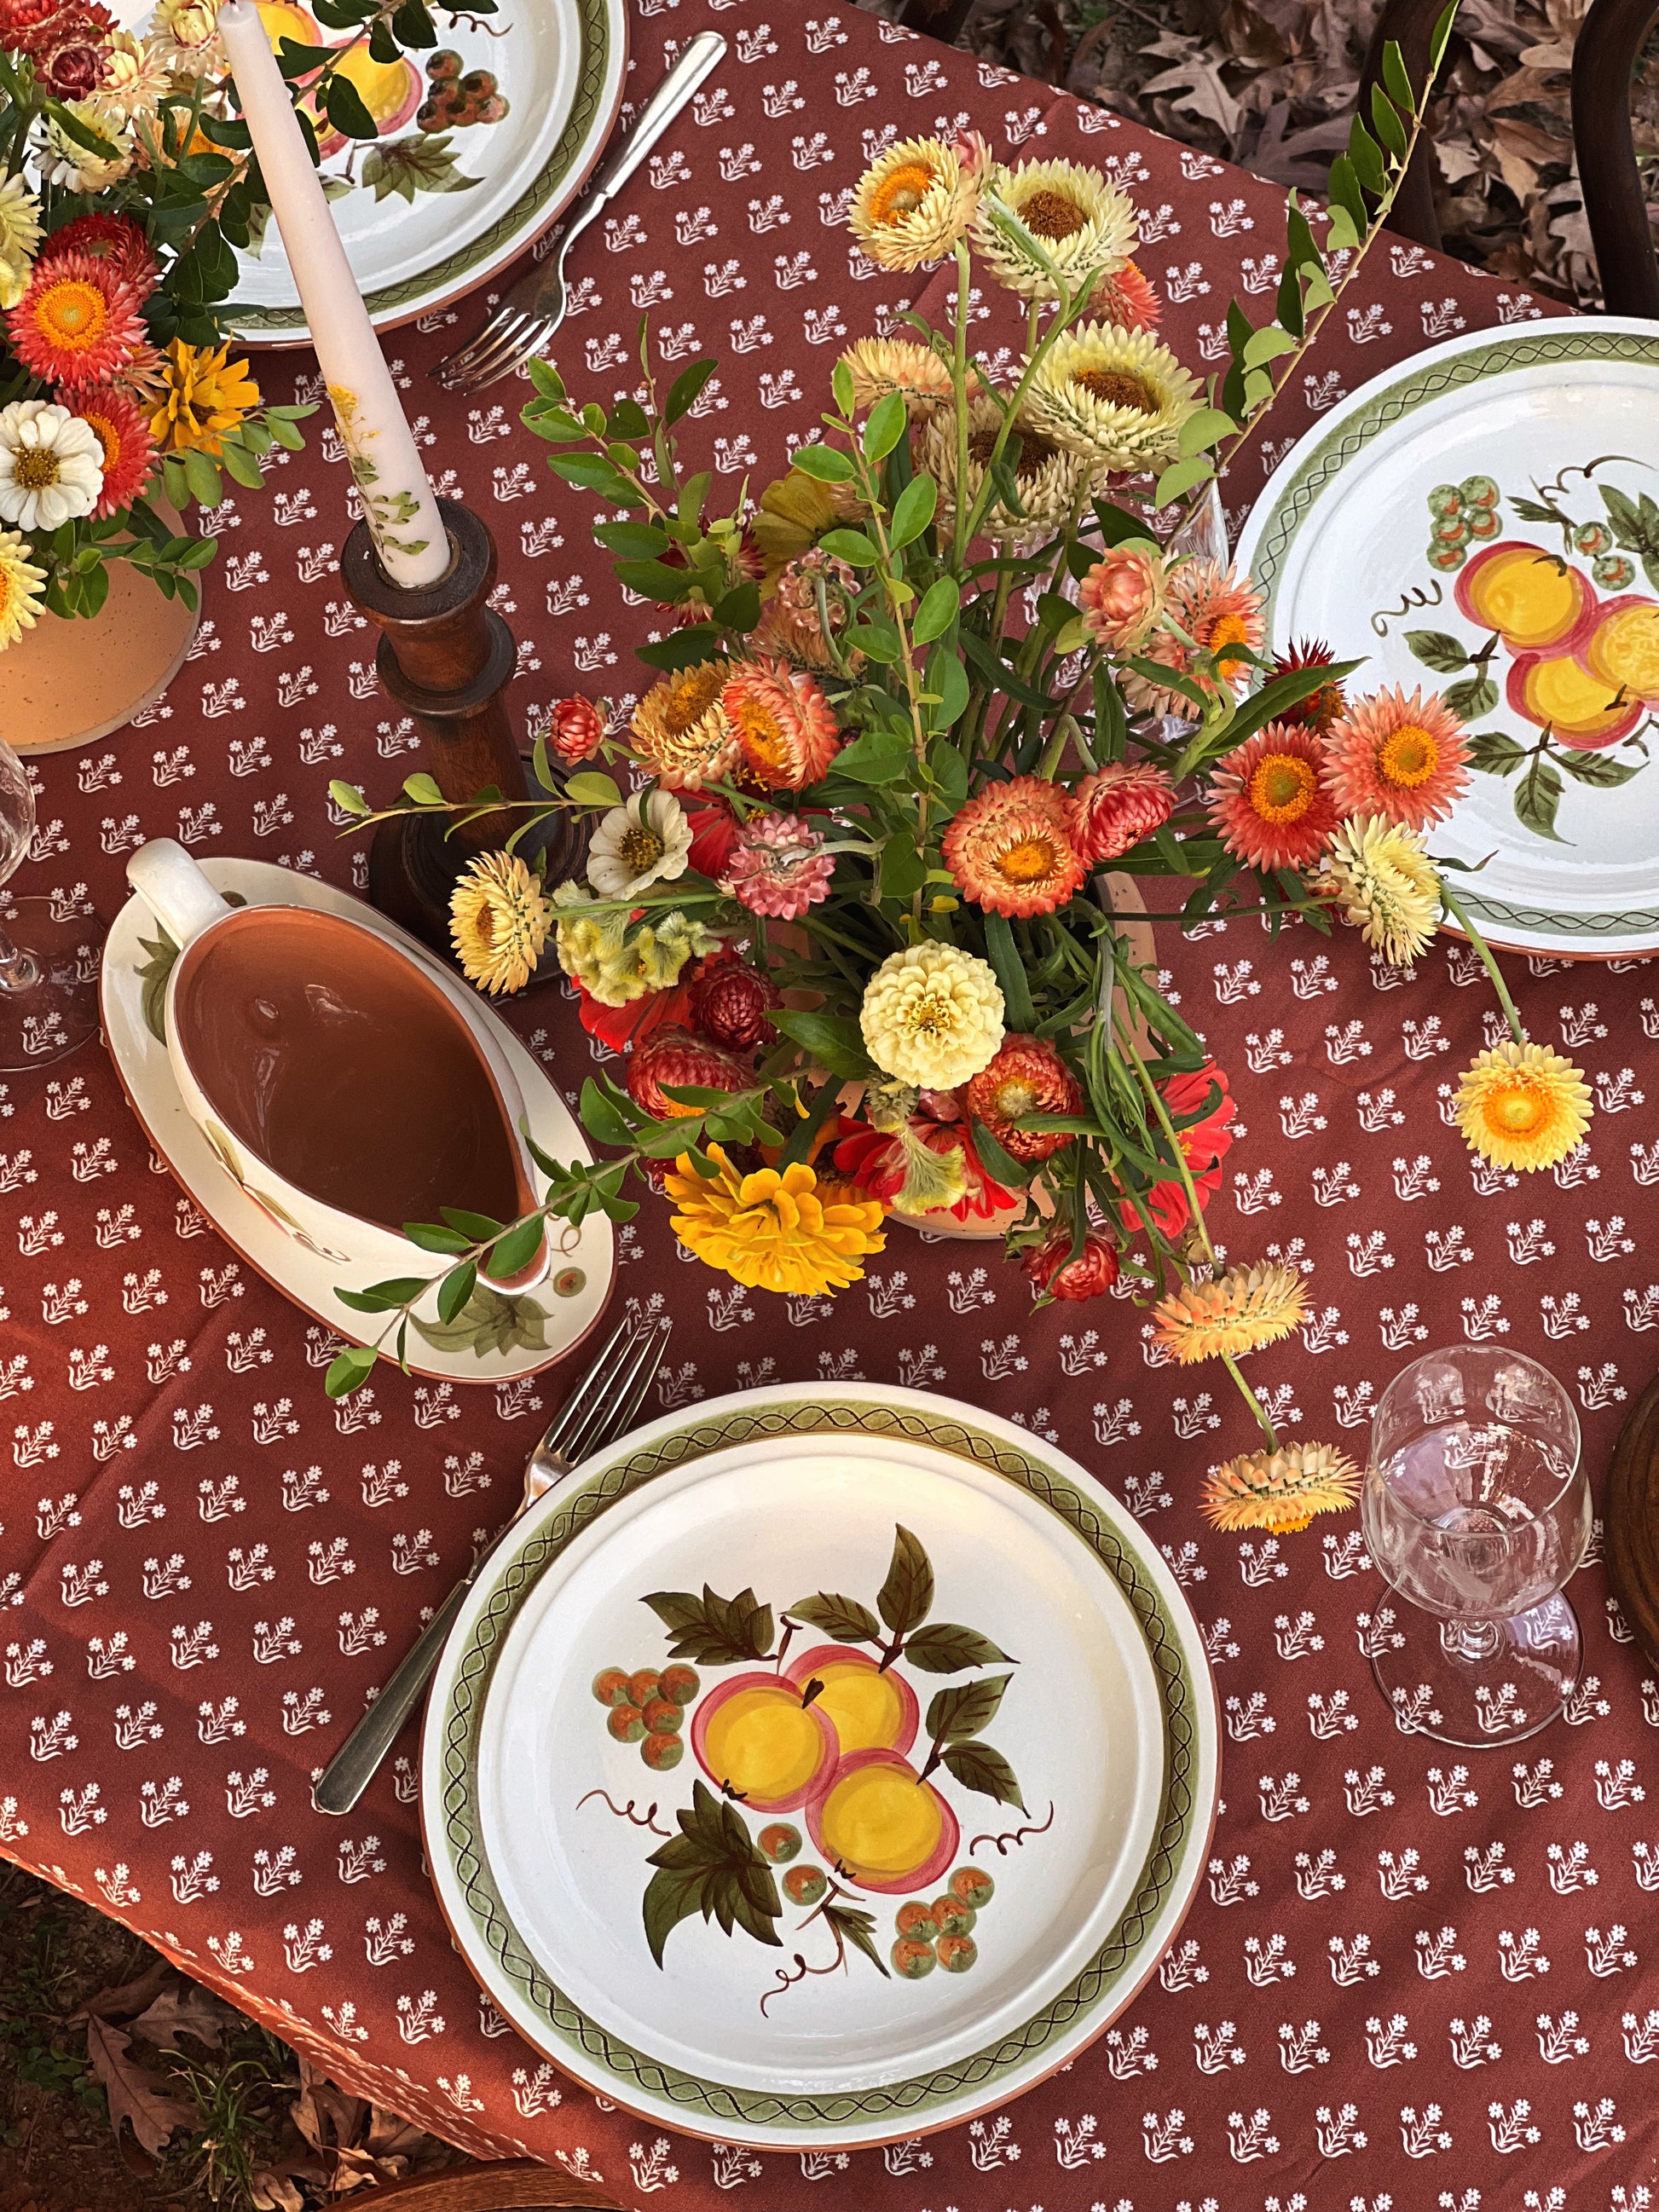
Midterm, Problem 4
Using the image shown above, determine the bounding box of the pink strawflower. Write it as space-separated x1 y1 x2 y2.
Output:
720 811 835 920
1126 559 1265 719
942 774 1084 918
1324 684 1471 830
1078 544 1169 653
1066 760 1178 863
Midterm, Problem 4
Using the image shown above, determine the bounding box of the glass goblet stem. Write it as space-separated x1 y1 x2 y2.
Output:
0 921 40 993
1441 1618 1504 1665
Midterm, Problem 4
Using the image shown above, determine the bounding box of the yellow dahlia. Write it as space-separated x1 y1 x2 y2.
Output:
667 1145 886 1296
0 528 47 650
942 774 1086 917
920 395 1088 547
1026 323 1201 473
974 157 1138 303
0 177 42 313
552 881 719 1008
148 338 259 458
1316 817 1441 967
849 132 988 273
860 941 1005 1090
838 336 956 417
1153 1262 1308 1365
1200 1442 1360 1534
721 659 841 790
1455 1040 1593 1172
630 660 735 791
450 851 552 996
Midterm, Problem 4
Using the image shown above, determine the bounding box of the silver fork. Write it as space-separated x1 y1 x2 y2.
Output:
312 1314 669 1815
432 31 726 395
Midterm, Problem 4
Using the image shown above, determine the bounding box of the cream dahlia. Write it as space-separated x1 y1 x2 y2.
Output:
860 942 1005 1090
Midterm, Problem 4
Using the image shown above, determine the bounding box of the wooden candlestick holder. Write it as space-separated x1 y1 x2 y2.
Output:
346 498 584 962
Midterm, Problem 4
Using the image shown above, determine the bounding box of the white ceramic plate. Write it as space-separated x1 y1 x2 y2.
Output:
1237 318 1659 958
423 1385 1219 2150
101 856 613 1383
206 0 627 339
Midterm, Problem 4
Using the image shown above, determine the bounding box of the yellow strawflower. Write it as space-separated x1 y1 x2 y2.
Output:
450 851 552 996
1316 816 1441 966
0 528 47 650
1455 1039 1592 1172
1200 1442 1360 1534
1153 1262 1308 1365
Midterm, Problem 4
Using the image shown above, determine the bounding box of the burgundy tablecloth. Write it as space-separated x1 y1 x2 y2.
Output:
8 1 1658 2203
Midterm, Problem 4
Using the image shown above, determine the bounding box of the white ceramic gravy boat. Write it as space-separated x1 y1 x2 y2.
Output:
127 840 549 1292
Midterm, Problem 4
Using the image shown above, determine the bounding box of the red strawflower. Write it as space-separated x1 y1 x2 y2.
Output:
546 694 605 764
3 0 112 90
8 252 142 387
0 0 66 37
688 956 781 1050
964 1035 1082 1164
1066 761 1178 864
625 1026 752 1120
1269 637 1347 735
72 384 153 517
1021 1228 1120 1302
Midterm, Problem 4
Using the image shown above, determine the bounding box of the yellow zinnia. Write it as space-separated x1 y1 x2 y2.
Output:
450 850 551 996
1199 1441 1360 1534
667 1145 886 1296
1455 1039 1592 1172
149 338 260 457
1153 1262 1308 1365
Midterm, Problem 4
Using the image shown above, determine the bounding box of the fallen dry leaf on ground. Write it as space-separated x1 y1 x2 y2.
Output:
128 1981 229 2053
83 2015 194 2159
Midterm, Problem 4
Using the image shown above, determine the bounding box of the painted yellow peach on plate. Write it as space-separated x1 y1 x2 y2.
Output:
1584 596 1659 704
806 1749 960 1894
1505 651 1641 749
690 1672 839 1813
1455 540 1596 654
785 1644 919 1756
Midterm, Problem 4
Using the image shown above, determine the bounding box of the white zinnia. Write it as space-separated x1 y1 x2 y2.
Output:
586 786 693 900
0 402 105 533
860 942 1005 1090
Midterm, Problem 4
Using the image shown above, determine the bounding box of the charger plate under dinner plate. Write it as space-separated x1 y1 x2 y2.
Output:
1236 317 1659 958
101 857 613 1383
211 0 627 338
422 1383 1219 2150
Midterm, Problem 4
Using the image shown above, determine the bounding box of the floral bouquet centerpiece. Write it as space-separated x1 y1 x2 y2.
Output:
325 25 1598 1538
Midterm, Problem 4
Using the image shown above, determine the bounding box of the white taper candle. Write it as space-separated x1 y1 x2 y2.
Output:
217 0 449 588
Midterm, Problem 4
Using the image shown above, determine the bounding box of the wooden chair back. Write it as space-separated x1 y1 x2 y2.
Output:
359 2163 627 2210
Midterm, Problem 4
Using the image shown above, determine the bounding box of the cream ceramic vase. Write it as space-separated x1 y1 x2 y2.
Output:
124 839 552 1290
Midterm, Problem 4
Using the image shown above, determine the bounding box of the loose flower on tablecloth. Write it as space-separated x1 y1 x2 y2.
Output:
323 23 1594 1534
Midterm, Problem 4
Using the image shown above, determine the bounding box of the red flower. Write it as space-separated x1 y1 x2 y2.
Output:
964 1035 1081 1164
685 795 740 879
573 977 691 1053
832 1117 1013 1222
688 956 781 1050
1066 761 1178 865
625 1025 752 1120
1021 1228 1120 1302
72 384 153 517
1268 636 1346 736
1120 1060 1234 1239
547 694 604 764
2 0 112 94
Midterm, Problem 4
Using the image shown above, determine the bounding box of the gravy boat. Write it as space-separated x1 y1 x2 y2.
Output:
126 840 549 1293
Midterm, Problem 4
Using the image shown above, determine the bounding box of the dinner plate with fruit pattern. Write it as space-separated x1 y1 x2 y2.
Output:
1238 318 1659 957
216 0 626 338
421 1383 1218 2150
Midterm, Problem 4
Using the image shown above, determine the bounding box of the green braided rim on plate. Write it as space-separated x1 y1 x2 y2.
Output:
1248 326 1659 942
436 1397 1200 2129
227 0 614 330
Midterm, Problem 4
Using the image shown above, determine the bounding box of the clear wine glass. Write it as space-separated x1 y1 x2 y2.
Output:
0 739 103 1071
1362 1345 1590 1747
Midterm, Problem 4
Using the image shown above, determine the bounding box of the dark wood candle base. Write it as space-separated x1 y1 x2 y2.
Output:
345 499 586 966
1606 1370 1659 1669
